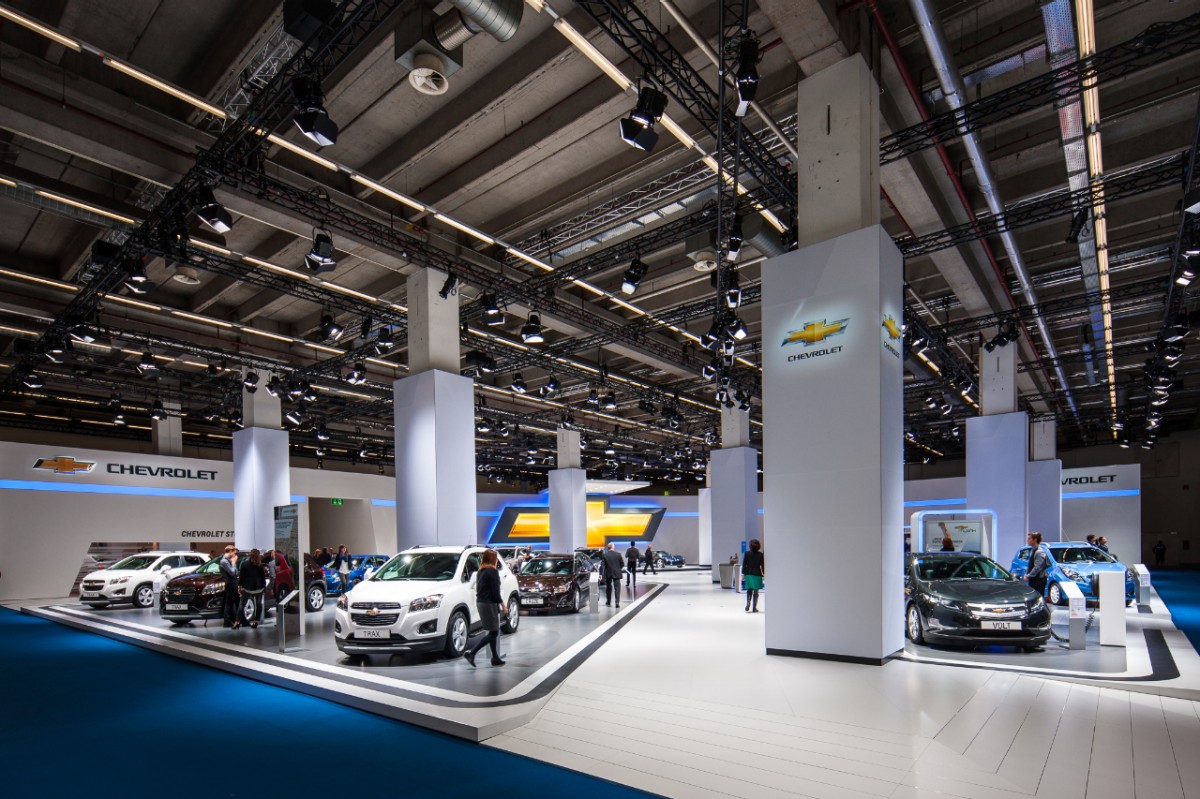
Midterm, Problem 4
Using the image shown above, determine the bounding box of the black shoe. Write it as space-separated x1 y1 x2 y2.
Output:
490 658 506 666
605 602 611 606
465 650 477 668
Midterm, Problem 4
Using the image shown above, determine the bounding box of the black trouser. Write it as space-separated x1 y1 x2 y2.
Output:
626 563 637 587
223 584 240 626
1029 575 1047 596
469 630 501 661
605 576 622 605
643 558 655 575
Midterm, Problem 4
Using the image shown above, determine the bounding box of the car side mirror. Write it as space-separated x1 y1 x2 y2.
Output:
160 564 172 571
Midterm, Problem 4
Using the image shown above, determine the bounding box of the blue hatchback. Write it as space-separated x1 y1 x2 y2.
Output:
323 554 390 595
1010 541 1136 606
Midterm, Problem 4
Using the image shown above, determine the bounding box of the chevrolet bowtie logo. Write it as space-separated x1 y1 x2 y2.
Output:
782 318 849 347
882 315 902 340
488 495 665 548
33 456 96 475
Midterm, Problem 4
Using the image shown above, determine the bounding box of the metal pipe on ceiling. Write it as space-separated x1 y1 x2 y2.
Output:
451 0 524 41
907 0 1079 419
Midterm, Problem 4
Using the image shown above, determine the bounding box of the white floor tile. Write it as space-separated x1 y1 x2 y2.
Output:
1130 692 1185 799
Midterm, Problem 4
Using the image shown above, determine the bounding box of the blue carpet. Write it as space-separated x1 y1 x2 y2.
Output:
1153 569 1200 655
0 608 660 799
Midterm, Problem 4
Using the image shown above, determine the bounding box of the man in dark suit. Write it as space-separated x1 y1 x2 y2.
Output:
602 543 625 608
625 542 640 588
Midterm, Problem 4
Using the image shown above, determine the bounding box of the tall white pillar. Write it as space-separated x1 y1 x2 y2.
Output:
152 399 182 456
394 267 475 549
550 428 587 553
697 488 713 567
1027 419 1062 541
233 374 288 552
708 447 758 583
762 55 901 665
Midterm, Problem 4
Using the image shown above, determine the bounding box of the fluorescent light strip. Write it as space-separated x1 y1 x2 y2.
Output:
0 176 16 187
244 328 295 344
505 248 554 272
0 324 37 336
433 213 495 245
551 18 633 90
0 6 81 51
172 310 233 328
102 57 227 119
349 174 425 212
107 295 162 312
243 255 311 281
34 190 137 224
191 240 232 256
0 265 76 291
266 133 339 172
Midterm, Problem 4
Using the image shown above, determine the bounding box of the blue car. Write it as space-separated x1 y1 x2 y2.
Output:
323 554 390 595
1010 541 1136 606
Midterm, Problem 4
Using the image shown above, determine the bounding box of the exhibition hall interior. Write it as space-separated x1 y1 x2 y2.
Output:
2 0 1200 796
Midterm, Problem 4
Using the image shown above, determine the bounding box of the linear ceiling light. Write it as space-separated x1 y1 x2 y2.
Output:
102 57 227 119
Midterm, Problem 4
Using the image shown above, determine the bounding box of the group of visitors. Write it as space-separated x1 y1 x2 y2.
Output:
313 545 353 590
218 544 277 630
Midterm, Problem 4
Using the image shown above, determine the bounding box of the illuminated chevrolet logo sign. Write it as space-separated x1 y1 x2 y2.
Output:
33 456 96 475
782 318 849 347
882 315 902 340
488 495 665 548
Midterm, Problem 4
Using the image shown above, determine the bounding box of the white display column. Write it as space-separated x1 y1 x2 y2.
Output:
233 377 289 552
762 56 903 664
708 407 755 582
394 267 475 549
549 427 588 553
151 399 182 456
967 342 1028 563
1026 418 1062 541
697 488 713 567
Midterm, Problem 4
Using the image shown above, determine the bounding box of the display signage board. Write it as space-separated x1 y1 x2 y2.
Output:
922 519 983 553
488 495 665 547
4 441 229 488
1062 580 1086 619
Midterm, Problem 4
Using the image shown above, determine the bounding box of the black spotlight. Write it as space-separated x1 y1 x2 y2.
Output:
304 228 336 273
511 373 528 393
137 350 159 377
319 313 344 341
374 327 394 355
346 362 366 385
734 38 760 116
292 75 338 146
621 259 648 295
438 273 460 299
1065 208 1088 244
243 371 259 393
619 86 668 152
193 186 232 234
316 424 331 441
602 392 618 411
265 376 282 398
22 371 45 389
545 374 560 394
727 216 744 259
150 399 167 420
520 314 544 344
123 259 149 294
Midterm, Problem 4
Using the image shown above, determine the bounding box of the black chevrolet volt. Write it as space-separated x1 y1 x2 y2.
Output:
904 552 1052 650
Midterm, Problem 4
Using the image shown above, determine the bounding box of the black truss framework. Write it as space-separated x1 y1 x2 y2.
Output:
896 153 1186 257
574 0 796 218
880 13 1200 165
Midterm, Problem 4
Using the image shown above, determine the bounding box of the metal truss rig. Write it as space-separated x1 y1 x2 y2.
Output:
574 0 796 218
896 152 1186 257
881 12 1200 165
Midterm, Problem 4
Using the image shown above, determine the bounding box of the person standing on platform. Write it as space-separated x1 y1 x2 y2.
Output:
643 544 656 575
742 539 765 613
1086 534 1097 547
1153 539 1167 568
1097 536 1111 554
332 544 351 593
602 543 625 608
239 549 267 628
1024 532 1050 597
219 545 241 629
625 542 640 588
465 549 506 667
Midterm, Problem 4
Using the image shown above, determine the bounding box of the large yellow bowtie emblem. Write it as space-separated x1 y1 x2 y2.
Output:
782 318 849 347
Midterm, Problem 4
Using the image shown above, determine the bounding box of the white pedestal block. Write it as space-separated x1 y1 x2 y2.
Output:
233 426 290 552
393 369 476 549
967 412 1028 565
1026 459 1062 541
708 447 758 584
1098 570 1127 647
549 468 587 553
697 488 713 570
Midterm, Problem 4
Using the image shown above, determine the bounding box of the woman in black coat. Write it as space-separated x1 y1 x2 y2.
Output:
742 539 764 613
465 550 507 667
218 545 241 629
238 549 268 628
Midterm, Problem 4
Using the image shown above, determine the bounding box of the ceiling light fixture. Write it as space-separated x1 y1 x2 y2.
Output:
734 38 760 117
374 326 394 355
621 258 648 295
242 371 259 393
193 186 233 234
292 75 338 146
319 312 344 341
303 228 337 274
438 273 460 299
137 350 158 376
511 373 527 393
619 86 668 152
520 313 544 344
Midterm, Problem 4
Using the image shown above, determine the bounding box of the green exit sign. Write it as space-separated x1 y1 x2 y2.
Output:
331 498 344 506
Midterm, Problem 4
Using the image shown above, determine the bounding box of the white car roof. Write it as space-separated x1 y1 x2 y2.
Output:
396 546 479 555
127 550 200 557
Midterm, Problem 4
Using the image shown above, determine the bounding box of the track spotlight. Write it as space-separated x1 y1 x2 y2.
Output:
725 277 742 309
465 350 497 374
587 388 600 407
619 86 668 152
292 75 338 146
438 273 460 299
510 373 527 393
727 216 744 259
302 383 318 403
546 374 560 394
316 424 331 441
319 312 344 341
715 386 730 404
285 405 306 426
137 350 159 376
374 326 394 355
112 411 126 425
1164 320 1189 342
346 362 367 385
150 399 166 421
242 371 259 393
229 409 244 429
206 362 220 378
520 314 544 344
621 259 648 295
22 371 44 389
602 392 618 411
1065 208 1088 244
700 320 722 350
726 316 748 341
734 38 760 117
265 376 282 398
193 186 232 234
701 358 719 381
476 417 493 434
123 259 149 294
303 229 336 273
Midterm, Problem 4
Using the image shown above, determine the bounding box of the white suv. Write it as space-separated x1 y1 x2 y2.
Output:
80 551 208 609
334 546 520 659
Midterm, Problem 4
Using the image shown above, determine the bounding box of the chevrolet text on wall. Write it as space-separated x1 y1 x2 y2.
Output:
33 456 218 481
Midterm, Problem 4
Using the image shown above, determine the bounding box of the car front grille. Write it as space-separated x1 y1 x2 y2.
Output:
351 602 402 610
82 581 105 591
967 604 1028 620
351 613 400 626
165 588 196 602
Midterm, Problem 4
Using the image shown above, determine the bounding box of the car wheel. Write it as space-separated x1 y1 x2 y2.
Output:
1047 582 1064 606
305 585 325 612
243 595 257 622
132 584 155 609
654 558 663 570
569 585 581 614
502 594 521 634
906 604 925 644
443 611 468 658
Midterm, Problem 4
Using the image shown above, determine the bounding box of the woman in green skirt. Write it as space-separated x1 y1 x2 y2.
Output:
742 539 764 612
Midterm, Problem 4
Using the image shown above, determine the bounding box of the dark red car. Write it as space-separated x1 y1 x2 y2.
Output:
159 552 326 624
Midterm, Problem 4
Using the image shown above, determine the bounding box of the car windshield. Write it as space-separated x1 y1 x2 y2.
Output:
195 558 222 575
522 558 573 575
495 548 515 559
350 557 364 569
916 556 1011 581
109 555 158 571
1055 546 1115 564
375 552 459 581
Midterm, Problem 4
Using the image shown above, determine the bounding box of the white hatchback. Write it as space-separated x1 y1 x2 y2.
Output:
334 546 520 659
80 551 208 609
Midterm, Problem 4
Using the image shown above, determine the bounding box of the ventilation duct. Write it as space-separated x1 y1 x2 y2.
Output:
396 0 523 92
684 229 718 272
170 265 201 285
742 214 784 259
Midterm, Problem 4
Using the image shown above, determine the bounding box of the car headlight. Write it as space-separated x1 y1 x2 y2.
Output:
112 576 131 585
336 594 348 610
1061 567 1084 582
409 594 443 612
1028 596 1045 611
937 597 966 610
201 583 223 595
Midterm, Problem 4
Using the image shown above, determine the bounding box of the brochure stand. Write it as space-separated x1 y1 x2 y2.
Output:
1060 580 1087 650
1133 564 1152 605
276 589 300 653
